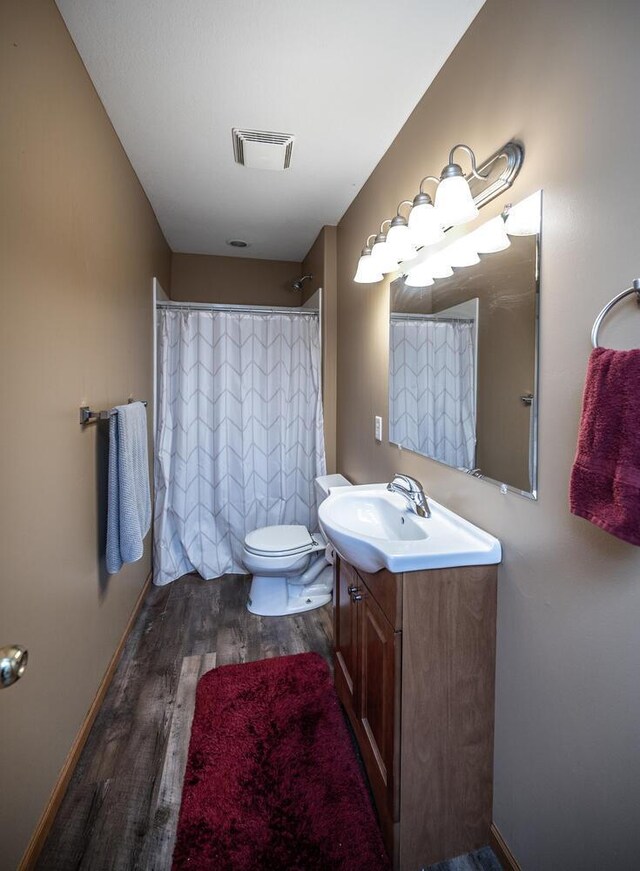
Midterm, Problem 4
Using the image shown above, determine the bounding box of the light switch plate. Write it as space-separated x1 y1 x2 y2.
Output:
374 415 382 442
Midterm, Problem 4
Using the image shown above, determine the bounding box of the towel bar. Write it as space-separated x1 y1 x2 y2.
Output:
80 399 148 425
591 278 640 348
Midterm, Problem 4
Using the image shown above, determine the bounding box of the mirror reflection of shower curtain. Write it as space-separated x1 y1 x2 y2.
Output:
154 308 326 586
390 318 476 469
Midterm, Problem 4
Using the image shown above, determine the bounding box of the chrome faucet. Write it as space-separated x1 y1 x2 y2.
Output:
387 473 431 518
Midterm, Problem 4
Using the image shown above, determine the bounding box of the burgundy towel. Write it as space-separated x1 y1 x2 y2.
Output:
570 347 640 545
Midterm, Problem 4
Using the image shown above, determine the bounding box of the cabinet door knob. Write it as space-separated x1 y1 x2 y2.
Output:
347 584 357 595
351 591 363 602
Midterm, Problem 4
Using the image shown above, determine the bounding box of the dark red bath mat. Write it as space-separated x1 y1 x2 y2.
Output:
172 652 390 871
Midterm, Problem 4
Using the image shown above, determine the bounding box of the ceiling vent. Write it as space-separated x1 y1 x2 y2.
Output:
232 128 295 171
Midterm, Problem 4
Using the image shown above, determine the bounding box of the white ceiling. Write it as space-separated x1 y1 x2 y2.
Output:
56 0 485 261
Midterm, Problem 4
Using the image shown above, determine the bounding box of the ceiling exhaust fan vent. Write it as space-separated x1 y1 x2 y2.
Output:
232 128 295 171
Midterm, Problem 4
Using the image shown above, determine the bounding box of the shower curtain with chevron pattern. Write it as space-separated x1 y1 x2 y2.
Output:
153 308 326 586
389 318 476 469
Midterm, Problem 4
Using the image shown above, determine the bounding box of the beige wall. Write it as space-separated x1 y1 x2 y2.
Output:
336 0 640 868
171 253 301 306
301 226 338 473
0 1 171 867
469 236 536 490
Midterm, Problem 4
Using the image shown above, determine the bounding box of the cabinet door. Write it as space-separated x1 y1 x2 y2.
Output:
333 558 359 714
358 589 400 822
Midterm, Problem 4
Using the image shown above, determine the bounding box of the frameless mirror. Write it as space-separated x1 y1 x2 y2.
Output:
389 190 541 497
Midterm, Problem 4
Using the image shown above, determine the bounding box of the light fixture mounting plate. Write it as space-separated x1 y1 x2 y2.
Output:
466 140 524 210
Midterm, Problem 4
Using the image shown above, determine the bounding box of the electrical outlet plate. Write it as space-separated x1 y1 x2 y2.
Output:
374 416 382 442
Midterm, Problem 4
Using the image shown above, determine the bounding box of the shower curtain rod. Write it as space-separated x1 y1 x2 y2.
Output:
157 301 319 315
390 312 474 323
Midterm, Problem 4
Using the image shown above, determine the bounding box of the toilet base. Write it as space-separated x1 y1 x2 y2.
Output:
247 568 333 617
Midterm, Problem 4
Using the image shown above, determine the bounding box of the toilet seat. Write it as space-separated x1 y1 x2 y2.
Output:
242 474 350 617
244 524 315 558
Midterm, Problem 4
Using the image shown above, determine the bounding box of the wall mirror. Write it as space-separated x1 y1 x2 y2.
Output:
389 190 541 498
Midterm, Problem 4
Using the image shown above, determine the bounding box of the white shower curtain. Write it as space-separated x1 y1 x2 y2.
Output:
389 318 476 469
154 308 326 586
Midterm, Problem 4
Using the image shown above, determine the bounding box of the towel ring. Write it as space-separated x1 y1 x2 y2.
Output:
591 278 640 349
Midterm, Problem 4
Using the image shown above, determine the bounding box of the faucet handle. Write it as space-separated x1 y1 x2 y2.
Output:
390 472 425 493
388 473 431 519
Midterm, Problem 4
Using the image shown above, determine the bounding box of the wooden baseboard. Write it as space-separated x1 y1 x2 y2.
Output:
18 573 152 871
490 822 521 871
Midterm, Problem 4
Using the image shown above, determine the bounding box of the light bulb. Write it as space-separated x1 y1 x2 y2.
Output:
471 216 511 253
370 234 399 273
445 236 480 268
405 266 435 288
407 196 445 247
434 165 478 227
386 217 417 261
504 191 542 236
353 251 383 283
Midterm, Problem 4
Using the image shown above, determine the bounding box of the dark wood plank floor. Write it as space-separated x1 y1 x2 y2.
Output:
37 572 501 871
36 573 333 871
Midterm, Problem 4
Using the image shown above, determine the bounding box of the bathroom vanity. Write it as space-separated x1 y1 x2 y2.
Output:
333 555 497 869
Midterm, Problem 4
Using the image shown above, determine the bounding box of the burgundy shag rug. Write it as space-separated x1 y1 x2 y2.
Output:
172 652 390 871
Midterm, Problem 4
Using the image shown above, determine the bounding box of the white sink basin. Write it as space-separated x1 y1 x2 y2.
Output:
318 484 502 574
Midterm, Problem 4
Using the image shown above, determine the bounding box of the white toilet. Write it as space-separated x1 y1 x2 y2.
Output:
242 474 350 616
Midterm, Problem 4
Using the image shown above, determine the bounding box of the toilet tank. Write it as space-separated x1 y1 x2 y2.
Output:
314 474 351 504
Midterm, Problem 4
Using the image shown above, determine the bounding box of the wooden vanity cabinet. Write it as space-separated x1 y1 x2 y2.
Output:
333 555 497 869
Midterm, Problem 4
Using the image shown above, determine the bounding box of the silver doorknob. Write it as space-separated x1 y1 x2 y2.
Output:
0 645 28 688
351 591 363 602
347 584 357 595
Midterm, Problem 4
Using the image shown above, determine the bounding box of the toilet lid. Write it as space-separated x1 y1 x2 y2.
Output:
245 524 314 557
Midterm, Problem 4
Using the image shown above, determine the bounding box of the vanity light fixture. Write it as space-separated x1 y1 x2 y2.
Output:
403 205 526 289
470 214 511 253
404 265 435 288
434 144 489 227
422 251 454 279
356 140 524 285
385 202 417 261
407 177 445 247
370 220 400 273
504 190 542 236
445 236 480 268
354 235 384 283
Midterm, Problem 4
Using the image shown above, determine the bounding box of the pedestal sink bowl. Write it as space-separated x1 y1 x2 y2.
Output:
318 483 501 574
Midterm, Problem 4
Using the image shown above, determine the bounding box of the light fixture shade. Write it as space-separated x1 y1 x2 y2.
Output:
370 238 399 273
408 202 445 247
423 252 454 279
434 174 478 227
504 191 542 236
445 237 480 268
386 221 417 261
353 252 383 283
471 216 511 253
405 266 435 288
